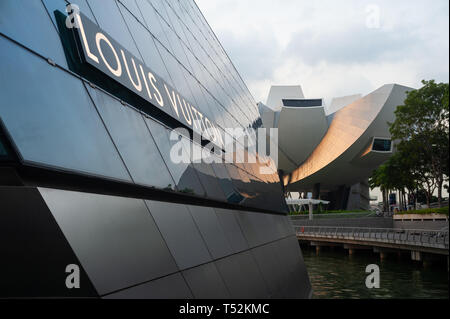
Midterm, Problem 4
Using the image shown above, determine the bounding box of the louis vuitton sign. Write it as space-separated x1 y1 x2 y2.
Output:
63 5 223 146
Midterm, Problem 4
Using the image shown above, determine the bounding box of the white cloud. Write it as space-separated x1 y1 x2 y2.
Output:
196 0 449 103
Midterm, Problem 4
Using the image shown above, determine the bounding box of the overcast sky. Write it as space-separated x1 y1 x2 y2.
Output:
196 0 449 106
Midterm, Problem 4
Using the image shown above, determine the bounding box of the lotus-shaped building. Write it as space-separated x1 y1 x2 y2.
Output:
259 84 412 210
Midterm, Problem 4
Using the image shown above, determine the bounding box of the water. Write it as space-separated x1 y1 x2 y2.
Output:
301 245 449 299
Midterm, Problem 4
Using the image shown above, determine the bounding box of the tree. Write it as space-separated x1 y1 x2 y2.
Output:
389 80 449 207
394 135 436 206
369 150 417 211
369 164 388 211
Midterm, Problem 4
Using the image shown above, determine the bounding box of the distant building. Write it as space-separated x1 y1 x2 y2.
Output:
259 84 412 210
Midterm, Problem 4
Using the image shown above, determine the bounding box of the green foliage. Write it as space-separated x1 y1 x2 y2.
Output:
369 80 449 208
369 150 417 192
180 188 195 194
415 189 438 204
395 206 449 216
163 184 174 192
390 80 449 140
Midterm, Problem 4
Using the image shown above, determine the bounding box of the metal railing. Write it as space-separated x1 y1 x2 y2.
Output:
428 200 449 209
290 211 378 220
295 226 449 249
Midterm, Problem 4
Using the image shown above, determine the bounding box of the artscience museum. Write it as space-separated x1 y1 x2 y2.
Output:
258 84 411 210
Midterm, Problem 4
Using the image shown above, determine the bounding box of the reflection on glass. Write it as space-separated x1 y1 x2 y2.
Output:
119 2 175 88
86 84 175 189
0 138 8 157
0 37 131 181
144 117 206 196
87 0 141 58
211 160 238 203
0 0 68 68
191 153 226 201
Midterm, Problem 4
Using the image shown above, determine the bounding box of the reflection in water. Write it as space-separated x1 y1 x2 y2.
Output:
301 246 448 299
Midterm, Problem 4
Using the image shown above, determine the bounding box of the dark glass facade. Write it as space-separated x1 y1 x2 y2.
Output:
0 0 311 298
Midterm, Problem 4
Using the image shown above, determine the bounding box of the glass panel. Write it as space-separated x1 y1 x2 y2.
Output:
145 200 212 270
163 0 189 45
234 211 280 248
210 163 240 203
192 158 226 201
178 134 227 201
182 70 215 124
251 241 286 298
104 273 192 299
214 208 248 253
182 262 230 299
117 0 144 24
149 0 171 24
0 37 131 181
144 117 206 196
179 67 204 121
119 3 175 88
87 0 141 58
225 164 286 212
40 188 178 295
225 164 248 201
203 90 226 129
160 17 190 69
187 205 233 259
182 41 203 82
0 0 68 68
155 41 196 106
86 84 175 189
276 236 312 298
269 214 291 238
215 250 270 298
135 0 172 50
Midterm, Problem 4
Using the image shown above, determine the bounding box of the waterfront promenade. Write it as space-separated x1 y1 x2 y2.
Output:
291 214 449 264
